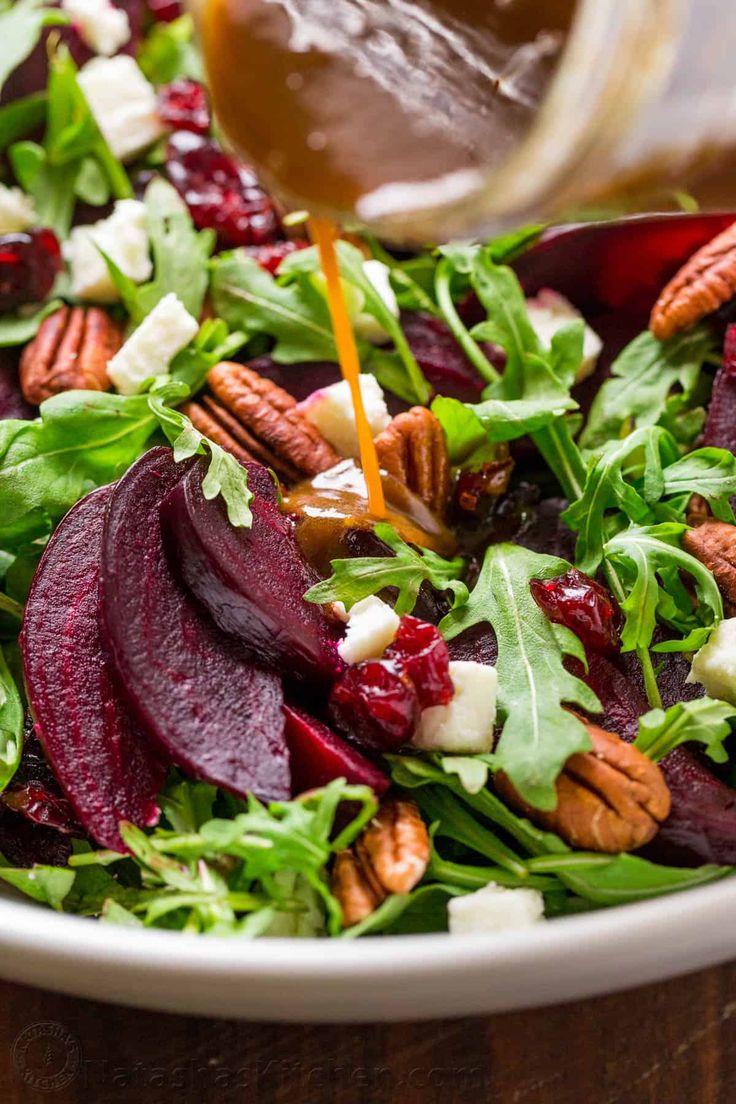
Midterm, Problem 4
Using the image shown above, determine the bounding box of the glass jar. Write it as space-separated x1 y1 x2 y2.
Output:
197 0 736 244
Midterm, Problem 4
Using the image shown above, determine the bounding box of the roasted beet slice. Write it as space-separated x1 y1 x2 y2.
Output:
702 324 736 452
161 458 342 687
283 706 389 796
101 447 290 800
402 312 487 402
20 486 165 851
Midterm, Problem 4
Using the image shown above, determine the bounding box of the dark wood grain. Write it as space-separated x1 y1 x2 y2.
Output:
1 965 735 1104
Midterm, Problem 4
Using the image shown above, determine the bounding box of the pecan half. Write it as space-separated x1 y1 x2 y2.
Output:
495 720 671 853
374 406 451 517
19 305 122 405
650 221 736 341
331 797 430 927
184 361 340 483
683 518 736 614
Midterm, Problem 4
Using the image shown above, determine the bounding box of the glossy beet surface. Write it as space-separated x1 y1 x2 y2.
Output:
161 457 343 686
329 659 420 755
283 706 389 796
401 312 486 402
385 616 453 708
166 131 281 249
101 448 290 801
0 350 34 419
531 569 621 657
246 239 309 275
20 486 165 851
0 230 62 312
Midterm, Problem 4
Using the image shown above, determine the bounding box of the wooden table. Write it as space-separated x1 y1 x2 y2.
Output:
1 965 734 1103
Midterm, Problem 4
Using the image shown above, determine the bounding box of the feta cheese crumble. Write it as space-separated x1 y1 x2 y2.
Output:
526 289 603 383
448 883 546 936
337 596 400 665
0 185 36 233
687 618 736 705
62 0 131 56
107 293 199 395
413 660 497 754
66 199 152 303
78 56 166 162
299 374 391 458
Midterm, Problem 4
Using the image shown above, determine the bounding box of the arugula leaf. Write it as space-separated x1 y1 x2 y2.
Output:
211 251 339 363
0 646 22 793
304 522 467 615
147 379 253 528
469 255 542 395
440 544 600 809
104 179 215 324
635 698 736 764
0 300 62 348
603 523 724 654
581 327 717 450
137 14 203 85
0 864 75 909
660 447 736 523
0 92 47 153
0 0 68 94
9 48 131 237
169 317 246 396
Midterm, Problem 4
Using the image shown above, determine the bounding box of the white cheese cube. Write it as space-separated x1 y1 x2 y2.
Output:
0 185 35 233
299 374 390 459
448 882 545 936
66 199 152 303
354 259 400 344
78 56 166 162
108 293 198 395
687 618 736 705
414 660 497 754
62 0 130 56
337 596 400 665
526 289 603 383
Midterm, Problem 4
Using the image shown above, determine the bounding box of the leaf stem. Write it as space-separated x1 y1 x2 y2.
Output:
531 420 586 502
435 259 501 386
0 593 23 621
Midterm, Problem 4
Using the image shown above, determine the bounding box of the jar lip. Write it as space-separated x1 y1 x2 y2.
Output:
367 0 684 244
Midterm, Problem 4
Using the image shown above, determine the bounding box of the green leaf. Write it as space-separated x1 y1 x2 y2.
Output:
440 544 599 809
604 523 724 653
211 251 339 364
147 379 253 528
0 92 47 153
105 179 214 324
469 256 541 395
661 447 736 523
581 327 716 450
635 697 736 764
0 646 23 792
137 14 203 85
0 299 62 348
0 0 68 95
305 522 467 615
0 865 75 909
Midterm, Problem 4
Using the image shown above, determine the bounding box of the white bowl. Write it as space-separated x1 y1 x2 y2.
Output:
0 877 734 1021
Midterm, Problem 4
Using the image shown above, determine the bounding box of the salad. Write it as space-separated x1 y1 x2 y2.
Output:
1 1 736 941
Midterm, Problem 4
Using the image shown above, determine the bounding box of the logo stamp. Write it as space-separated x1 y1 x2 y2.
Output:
12 1021 81 1094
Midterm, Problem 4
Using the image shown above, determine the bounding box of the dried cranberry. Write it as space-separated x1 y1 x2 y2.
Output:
0 229 62 312
385 616 453 709
147 0 181 20
329 659 420 754
246 239 309 276
165 131 281 249
530 568 621 656
1 731 81 836
157 79 211 136
454 458 514 514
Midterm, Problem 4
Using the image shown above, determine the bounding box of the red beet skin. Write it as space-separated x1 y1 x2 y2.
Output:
19 486 165 851
283 706 389 797
101 447 290 801
160 458 343 687
702 324 736 452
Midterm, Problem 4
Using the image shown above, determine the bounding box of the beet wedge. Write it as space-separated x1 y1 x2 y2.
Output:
160 457 342 687
284 706 389 797
20 486 165 851
101 447 290 801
